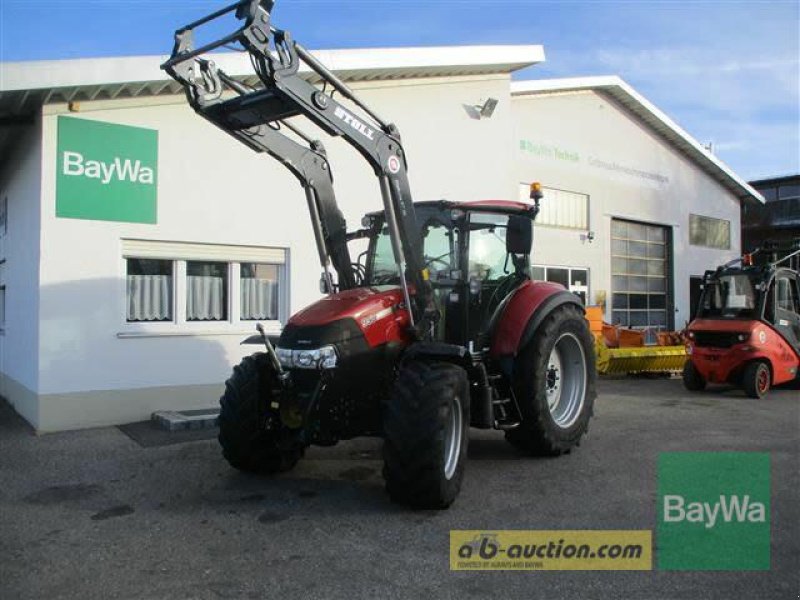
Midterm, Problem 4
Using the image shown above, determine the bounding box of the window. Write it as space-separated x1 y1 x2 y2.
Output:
0 285 5 331
699 274 758 319
776 275 799 314
241 263 279 321
368 219 461 286
468 213 510 283
689 214 730 250
126 259 173 322
778 183 800 201
533 265 589 305
520 184 588 230
122 240 287 329
187 261 228 321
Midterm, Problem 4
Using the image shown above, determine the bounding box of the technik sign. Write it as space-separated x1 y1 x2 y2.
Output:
56 116 158 224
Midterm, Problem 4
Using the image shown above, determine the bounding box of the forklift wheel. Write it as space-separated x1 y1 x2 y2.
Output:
382 360 470 509
506 305 596 456
742 361 771 399
218 353 304 474
682 360 707 391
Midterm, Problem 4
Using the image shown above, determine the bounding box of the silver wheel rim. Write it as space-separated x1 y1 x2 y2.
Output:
545 332 587 428
444 394 463 480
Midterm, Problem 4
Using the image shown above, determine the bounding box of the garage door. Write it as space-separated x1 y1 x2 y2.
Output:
611 219 672 344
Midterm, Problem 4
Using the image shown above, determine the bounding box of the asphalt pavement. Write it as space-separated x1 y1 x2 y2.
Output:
0 378 798 599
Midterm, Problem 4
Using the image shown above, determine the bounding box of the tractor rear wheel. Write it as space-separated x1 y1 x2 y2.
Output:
742 361 771 399
682 360 707 391
506 305 596 455
218 353 303 474
382 360 470 509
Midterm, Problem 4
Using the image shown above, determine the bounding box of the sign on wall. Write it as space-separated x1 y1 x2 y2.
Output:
56 116 158 224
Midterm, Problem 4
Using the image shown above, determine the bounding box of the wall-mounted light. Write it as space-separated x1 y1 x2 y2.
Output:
477 97 498 119
464 98 499 120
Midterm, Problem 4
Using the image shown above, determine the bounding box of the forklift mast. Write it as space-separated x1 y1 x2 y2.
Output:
161 0 434 331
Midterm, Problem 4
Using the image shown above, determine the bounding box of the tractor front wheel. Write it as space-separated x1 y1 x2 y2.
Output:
682 360 707 391
742 361 771 399
506 305 596 455
218 353 304 474
382 360 470 509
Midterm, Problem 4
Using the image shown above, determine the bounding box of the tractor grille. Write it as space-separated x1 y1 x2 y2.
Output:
693 331 740 348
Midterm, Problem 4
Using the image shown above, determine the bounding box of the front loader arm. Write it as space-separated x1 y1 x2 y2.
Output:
161 0 436 334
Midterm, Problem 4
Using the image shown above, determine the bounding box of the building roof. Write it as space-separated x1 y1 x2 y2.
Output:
0 45 543 116
511 76 764 205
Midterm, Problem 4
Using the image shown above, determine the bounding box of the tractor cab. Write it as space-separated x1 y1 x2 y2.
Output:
356 200 536 348
685 240 800 398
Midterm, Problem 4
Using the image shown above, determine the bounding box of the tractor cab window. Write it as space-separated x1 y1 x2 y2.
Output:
369 230 398 285
421 218 459 279
367 217 459 286
468 213 511 283
698 274 758 319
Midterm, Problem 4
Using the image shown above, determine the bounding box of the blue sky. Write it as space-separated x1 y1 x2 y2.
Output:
1 0 798 180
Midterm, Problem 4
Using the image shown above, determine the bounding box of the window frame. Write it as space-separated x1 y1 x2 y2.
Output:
119 240 289 337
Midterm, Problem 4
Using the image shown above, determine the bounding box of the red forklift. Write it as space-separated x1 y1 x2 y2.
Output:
162 0 596 508
684 240 800 398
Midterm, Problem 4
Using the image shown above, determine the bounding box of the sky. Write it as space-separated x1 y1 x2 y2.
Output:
1 0 798 181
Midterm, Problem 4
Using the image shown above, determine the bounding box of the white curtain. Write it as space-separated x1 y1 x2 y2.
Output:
127 275 172 321
187 276 224 321
241 278 278 320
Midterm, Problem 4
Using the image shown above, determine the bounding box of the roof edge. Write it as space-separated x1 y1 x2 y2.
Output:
1 45 545 92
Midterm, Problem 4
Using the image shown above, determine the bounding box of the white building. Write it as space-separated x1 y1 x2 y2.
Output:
0 47 762 432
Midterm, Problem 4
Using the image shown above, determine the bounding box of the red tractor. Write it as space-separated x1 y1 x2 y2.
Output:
684 241 800 398
163 0 596 508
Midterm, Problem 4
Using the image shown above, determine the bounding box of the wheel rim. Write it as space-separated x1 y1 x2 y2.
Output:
757 366 769 395
444 394 463 480
545 332 588 428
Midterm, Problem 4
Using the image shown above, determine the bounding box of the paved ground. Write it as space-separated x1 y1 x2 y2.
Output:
0 378 798 599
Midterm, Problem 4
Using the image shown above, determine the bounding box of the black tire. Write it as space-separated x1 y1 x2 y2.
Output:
218 353 303 474
682 360 707 391
506 305 596 455
383 361 470 509
742 361 771 399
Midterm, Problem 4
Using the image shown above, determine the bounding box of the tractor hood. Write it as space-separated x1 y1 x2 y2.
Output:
289 286 404 327
280 286 410 349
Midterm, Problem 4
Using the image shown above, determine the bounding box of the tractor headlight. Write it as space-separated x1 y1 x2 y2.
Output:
275 345 338 369
736 332 750 343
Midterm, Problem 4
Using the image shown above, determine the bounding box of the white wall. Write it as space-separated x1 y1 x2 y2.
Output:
0 120 42 424
512 90 742 328
33 74 513 424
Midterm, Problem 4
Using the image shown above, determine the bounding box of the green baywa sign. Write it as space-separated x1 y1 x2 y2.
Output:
657 452 770 570
56 116 158 224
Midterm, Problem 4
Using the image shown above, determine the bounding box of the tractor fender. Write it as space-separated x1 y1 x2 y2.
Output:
490 280 583 358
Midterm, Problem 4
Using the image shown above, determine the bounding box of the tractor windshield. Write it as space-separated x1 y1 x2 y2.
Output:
367 209 459 286
698 273 759 319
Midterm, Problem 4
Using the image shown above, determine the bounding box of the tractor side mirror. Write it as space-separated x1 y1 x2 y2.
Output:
506 215 532 255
